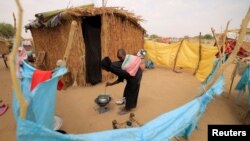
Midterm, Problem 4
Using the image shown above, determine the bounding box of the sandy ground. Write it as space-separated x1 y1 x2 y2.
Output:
0 60 249 141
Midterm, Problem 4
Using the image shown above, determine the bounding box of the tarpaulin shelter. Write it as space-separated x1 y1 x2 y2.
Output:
144 40 218 82
25 4 145 87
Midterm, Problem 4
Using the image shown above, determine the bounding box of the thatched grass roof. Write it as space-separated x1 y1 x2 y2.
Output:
25 4 145 31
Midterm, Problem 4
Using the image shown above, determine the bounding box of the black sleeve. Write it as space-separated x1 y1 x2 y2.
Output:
117 76 124 82
101 57 112 70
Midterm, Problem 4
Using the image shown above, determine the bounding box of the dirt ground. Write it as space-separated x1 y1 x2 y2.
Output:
0 60 249 141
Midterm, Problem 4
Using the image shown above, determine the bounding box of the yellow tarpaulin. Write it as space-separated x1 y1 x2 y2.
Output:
144 40 218 82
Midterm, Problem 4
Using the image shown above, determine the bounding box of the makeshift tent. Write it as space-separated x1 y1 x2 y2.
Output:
144 40 218 82
25 4 145 87
13 61 224 141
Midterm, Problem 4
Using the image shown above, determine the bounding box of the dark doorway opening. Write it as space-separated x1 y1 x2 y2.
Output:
82 16 102 85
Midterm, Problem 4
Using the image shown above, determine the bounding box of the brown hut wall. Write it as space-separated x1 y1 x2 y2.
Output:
101 14 144 81
30 19 85 87
75 20 86 86
30 14 144 86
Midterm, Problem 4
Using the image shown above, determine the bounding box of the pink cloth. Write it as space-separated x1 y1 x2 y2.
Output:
16 47 28 77
122 55 141 76
18 46 28 61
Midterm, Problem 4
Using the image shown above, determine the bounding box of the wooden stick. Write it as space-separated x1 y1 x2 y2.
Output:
193 32 202 75
173 39 184 73
3 54 8 68
8 0 28 119
211 28 222 64
211 27 225 70
221 20 231 63
243 106 250 124
199 8 250 96
63 20 77 64
228 28 250 33
228 63 237 98
12 12 16 32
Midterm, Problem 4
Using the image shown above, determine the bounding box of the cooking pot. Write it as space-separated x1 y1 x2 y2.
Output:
95 94 111 107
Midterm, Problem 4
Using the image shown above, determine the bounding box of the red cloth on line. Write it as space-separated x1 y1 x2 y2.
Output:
216 40 249 58
30 70 52 91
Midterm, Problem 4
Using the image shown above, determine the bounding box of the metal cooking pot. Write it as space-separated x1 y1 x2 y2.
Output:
95 94 111 107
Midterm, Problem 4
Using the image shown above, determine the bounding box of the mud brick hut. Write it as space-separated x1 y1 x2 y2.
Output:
25 4 145 87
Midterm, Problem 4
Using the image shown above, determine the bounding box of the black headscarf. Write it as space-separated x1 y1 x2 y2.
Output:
101 57 112 71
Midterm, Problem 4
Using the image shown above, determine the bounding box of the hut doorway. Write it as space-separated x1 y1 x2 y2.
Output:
82 16 102 85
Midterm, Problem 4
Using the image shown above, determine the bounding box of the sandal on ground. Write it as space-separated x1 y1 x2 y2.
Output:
115 98 125 105
0 104 9 116
118 107 130 115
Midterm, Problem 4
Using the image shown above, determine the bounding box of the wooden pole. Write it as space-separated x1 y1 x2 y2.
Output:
198 8 250 96
221 21 231 63
3 54 8 68
63 20 77 64
12 12 16 32
173 39 184 73
211 27 222 65
193 32 202 75
63 20 77 86
9 0 28 119
211 28 219 50
228 63 238 98
243 106 250 124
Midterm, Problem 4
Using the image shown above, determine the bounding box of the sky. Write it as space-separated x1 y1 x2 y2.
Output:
0 0 249 38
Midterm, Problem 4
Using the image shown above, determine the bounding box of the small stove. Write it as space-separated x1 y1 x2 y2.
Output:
95 94 111 113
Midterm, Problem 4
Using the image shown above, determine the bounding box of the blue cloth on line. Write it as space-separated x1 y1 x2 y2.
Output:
235 65 250 105
13 61 68 129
